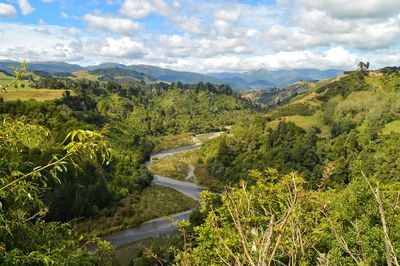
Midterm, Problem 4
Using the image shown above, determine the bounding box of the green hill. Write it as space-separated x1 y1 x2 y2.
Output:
263 70 400 138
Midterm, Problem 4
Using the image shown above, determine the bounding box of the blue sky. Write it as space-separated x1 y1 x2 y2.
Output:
0 0 400 72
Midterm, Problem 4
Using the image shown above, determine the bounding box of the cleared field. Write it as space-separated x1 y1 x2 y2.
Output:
72 70 99 81
0 88 66 102
266 112 331 137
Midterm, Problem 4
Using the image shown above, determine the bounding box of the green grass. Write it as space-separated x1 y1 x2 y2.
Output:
266 112 331 137
0 72 37 90
1 88 66 101
72 70 99 81
76 185 198 237
382 120 400 135
116 232 182 266
153 132 195 152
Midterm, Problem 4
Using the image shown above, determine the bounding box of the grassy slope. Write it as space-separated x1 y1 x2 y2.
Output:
72 70 99 81
265 90 331 137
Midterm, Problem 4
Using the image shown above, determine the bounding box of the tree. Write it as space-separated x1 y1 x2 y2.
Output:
358 61 370 74
0 121 115 265
176 169 323 265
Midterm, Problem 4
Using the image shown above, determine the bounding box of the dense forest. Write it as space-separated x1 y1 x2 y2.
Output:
2 63 400 265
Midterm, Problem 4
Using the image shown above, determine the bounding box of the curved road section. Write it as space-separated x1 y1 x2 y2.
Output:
102 133 222 247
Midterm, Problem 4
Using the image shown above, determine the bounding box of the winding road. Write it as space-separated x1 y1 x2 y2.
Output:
102 132 223 247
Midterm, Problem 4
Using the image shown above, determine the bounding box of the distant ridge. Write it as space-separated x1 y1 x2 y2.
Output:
0 60 345 89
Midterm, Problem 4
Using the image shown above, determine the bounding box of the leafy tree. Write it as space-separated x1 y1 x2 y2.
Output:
0 121 115 264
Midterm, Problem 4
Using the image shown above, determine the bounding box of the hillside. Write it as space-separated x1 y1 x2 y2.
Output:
264 69 400 138
241 79 331 106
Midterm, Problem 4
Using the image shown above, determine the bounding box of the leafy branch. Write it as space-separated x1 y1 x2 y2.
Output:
0 61 28 93
1 129 111 192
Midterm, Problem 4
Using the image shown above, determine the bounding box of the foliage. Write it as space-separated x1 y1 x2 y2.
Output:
177 169 400 265
0 120 115 265
202 121 320 187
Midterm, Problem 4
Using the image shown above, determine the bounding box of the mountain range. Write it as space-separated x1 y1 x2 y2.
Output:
0 60 345 89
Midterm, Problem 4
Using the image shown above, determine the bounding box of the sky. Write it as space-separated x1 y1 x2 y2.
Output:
0 0 399 73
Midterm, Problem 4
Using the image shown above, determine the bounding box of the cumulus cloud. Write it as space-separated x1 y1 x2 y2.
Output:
84 14 141 35
265 14 400 51
301 0 400 19
0 3 17 18
18 0 35 15
1 1 400 71
121 0 170 19
88 37 146 57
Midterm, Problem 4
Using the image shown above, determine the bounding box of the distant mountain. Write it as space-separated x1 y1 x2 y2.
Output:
0 60 344 89
87 63 224 84
127 65 224 84
0 60 83 74
209 69 344 88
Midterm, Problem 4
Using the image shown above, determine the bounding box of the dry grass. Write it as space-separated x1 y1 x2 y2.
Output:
149 150 198 181
150 156 190 180
1 88 66 102
194 165 224 192
76 185 197 237
153 132 195 152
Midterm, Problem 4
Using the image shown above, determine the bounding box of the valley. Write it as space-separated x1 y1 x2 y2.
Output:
2 62 400 265
3 1 400 264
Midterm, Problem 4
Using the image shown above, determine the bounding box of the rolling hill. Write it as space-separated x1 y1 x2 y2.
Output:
263 68 400 138
0 60 345 89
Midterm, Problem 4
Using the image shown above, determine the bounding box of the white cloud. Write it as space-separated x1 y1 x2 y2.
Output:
41 0 54 2
61 12 69 19
1 1 400 72
0 3 17 18
89 37 146 57
301 0 400 19
84 14 141 35
18 0 35 15
265 15 400 51
121 0 170 19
